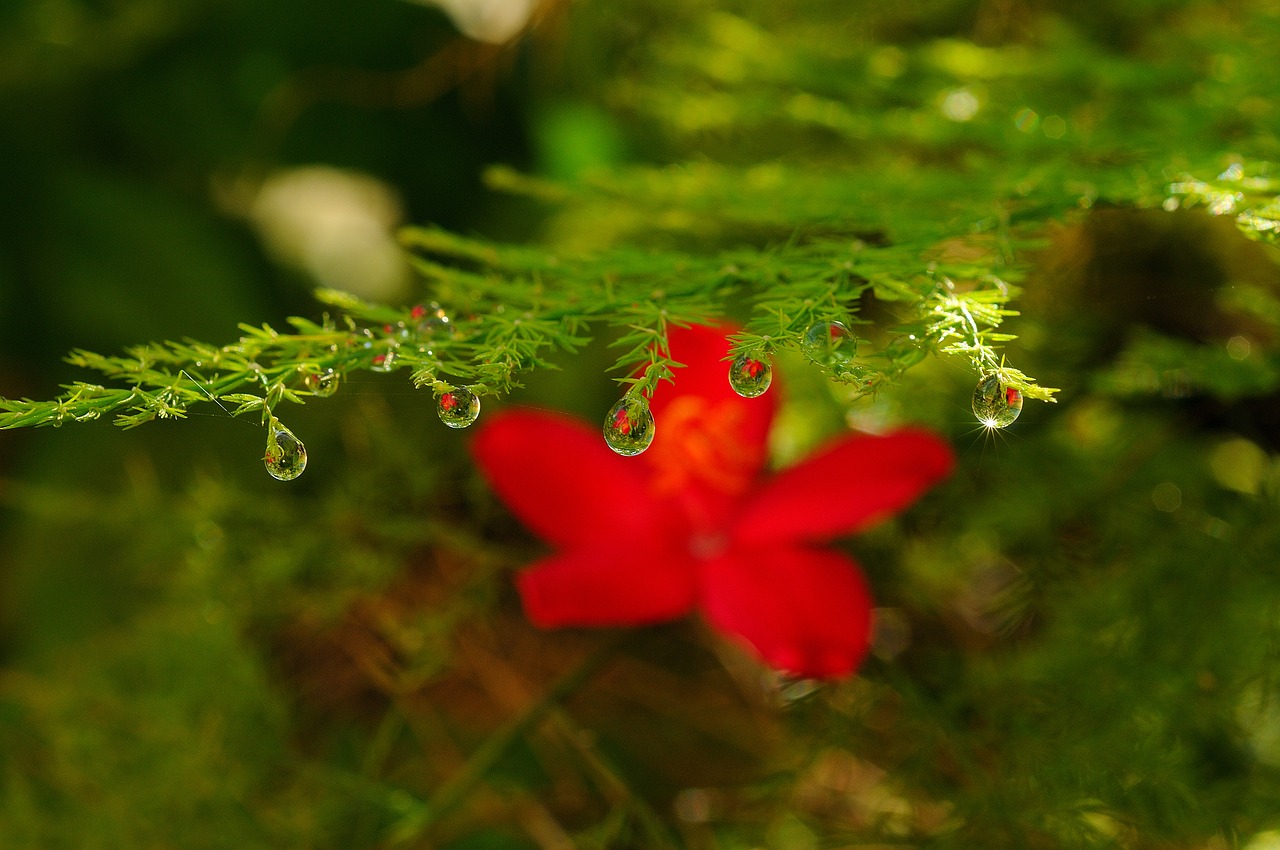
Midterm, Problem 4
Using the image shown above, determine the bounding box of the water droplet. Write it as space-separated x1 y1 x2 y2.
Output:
802 321 858 371
371 351 396 372
304 369 339 397
413 302 456 337
603 396 655 456
437 387 480 428
728 354 772 398
972 374 1023 428
264 425 307 481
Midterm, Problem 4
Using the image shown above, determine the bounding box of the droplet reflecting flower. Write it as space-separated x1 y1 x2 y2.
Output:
438 387 481 428
802 321 858 371
264 425 307 481
603 395 655 456
304 369 339 397
385 321 411 342
728 354 773 398
972 374 1023 428
413 302 456 337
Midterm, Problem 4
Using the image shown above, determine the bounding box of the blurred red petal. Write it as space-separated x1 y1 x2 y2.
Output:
732 428 954 545
517 545 699 627
642 324 777 531
472 410 672 548
700 546 873 679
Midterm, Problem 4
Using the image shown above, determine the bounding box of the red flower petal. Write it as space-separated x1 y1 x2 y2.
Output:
517 545 699 627
732 428 954 545
472 410 673 548
700 546 873 678
642 324 777 532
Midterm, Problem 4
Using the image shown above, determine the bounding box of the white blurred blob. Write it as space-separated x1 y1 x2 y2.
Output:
409 0 538 43
941 88 979 122
250 166 409 300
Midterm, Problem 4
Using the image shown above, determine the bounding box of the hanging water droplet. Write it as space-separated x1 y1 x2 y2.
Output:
802 321 858 371
603 396 655 456
304 368 340 397
972 373 1023 428
437 387 480 428
264 425 307 481
371 350 396 372
728 354 773 398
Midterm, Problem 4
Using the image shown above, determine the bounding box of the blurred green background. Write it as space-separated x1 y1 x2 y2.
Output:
0 1 545 845
3 0 1280 848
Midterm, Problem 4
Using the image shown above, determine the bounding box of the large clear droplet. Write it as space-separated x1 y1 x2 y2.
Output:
437 387 480 428
728 354 773 398
603 396 655 456
304 369 339 397
802 321 858 370
264 425 307 481
972 374 1023 428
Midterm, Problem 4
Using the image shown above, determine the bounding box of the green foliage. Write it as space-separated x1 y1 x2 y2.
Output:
1170 163 1280 245
0 232 1063 429
8 0 1280 433
6 0 1279 436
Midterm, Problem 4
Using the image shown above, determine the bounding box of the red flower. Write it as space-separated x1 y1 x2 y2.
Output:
471 325 954 679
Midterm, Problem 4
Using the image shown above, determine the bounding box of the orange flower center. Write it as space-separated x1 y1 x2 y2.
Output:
646 396 759 501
